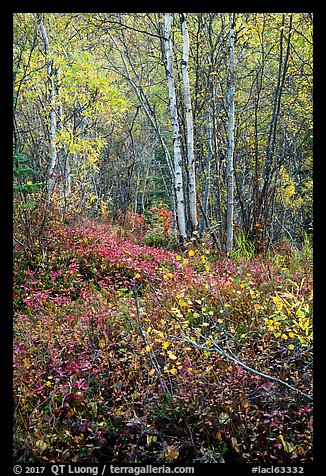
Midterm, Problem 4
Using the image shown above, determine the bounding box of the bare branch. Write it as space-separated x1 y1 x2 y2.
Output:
177 331 312 402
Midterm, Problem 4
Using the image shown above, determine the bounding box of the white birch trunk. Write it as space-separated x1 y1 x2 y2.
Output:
226 13 236 254
164 13 187 240
180 13 198 232
35 13 57 199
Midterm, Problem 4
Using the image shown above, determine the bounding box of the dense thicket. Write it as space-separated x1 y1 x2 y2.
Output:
13 13 312 252
13 13 313 465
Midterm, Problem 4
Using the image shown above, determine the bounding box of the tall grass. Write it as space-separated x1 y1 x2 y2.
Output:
232 232 255 260
292 231 313 271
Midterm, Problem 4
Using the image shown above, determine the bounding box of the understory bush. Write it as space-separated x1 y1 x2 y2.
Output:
13 220 313 464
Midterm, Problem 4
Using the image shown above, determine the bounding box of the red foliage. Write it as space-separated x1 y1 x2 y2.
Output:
13 220 313 464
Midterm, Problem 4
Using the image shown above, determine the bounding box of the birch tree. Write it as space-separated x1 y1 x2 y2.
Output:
34 13 57 200
164 13 187 241
180 13 198 233
226 13 236 254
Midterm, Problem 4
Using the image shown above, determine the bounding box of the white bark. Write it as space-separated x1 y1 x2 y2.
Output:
35 13 57 199
180 13 198 232
164 13 187 240
226 13 236 254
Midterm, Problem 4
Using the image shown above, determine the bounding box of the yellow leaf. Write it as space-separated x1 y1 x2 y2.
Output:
35 440 48 453
146 345 151 352
242 399 250 409
149 368 155 376
216 431 222 441
165 445 179 461
182 258 189 265
176 255 182 260
168 352 177 360
135 273 141 278
188 250 195 256
277 434 294 453
169 367 178 375
162 341 170 349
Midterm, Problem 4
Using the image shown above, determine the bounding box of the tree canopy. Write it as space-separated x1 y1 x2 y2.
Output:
13 12 313 251
13 13 313 466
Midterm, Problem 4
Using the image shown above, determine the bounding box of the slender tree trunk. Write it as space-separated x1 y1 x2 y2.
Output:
56 66 71 221
256 14 293 248
226 13 236 254
108 30 177 231
164 13 187 241
200 108 212 238
211 77 223 249
180 13 198 233
35 13 57 200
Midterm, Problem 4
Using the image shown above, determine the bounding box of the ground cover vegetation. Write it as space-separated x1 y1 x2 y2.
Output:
13 13 313 464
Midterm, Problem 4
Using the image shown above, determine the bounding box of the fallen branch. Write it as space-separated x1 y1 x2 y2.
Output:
178 330 313 402
138 272 313 402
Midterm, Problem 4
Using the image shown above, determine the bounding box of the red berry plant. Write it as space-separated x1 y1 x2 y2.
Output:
13 220 313 464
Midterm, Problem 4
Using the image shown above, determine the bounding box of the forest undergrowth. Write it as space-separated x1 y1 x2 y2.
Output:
13 216 313 464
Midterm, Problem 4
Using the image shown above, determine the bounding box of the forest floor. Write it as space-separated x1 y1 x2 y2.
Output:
13 220 313 464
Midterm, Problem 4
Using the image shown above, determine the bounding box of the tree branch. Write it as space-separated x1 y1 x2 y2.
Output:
178 330 313 402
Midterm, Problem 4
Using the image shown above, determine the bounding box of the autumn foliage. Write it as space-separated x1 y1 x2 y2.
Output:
13 218 312 464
